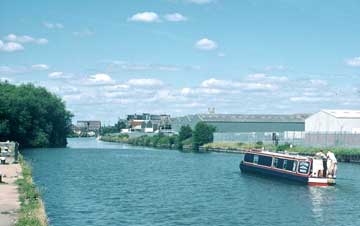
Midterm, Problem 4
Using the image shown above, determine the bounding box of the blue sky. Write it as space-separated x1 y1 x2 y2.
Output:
1 0 360 123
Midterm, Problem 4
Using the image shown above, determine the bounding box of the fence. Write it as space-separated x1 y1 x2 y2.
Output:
214 132 360 148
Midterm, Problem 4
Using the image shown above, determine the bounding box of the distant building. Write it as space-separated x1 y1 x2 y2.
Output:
126 113 171 133
172 113 308 133
305 110 360 133
76 120 101 132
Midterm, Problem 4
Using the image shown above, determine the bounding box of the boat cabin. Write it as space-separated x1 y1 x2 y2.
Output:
240 150 336 186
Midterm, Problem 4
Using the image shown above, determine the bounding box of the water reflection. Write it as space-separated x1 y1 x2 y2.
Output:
308 185 336 224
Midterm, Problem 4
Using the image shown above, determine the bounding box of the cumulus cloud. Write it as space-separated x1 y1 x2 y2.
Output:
195 38 218 50
43 22 64 29
164 13 188 22
31 64 49 70
127 78 164 87
88 73 114 84
346 57 360 67
128 12 160 23
4 34 48 45
0 40 24 52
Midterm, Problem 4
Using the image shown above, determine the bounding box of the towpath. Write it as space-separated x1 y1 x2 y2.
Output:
0 157 21 226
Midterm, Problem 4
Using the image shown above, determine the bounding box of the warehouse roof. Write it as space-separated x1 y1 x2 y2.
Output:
173 113 308 123
322 109 360 118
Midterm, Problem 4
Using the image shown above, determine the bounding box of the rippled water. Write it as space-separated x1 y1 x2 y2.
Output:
23 138 360 226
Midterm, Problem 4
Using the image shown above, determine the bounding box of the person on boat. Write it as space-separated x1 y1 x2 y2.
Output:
315 150 327 177
327 151 337 178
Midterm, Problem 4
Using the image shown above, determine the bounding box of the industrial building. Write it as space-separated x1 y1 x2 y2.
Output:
76 121 101 132
305 110 360 133
126 113 171 133
172 113 308 133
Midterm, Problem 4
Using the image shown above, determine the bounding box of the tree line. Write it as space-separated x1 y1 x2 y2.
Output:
0 82 73 148
101 121 216 151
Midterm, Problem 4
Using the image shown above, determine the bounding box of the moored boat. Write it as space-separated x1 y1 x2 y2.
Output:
239 149 337 186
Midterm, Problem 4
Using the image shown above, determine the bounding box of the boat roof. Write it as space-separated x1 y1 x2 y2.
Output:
244 149 310 160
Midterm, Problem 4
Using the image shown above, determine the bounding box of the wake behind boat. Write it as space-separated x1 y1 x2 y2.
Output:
239 149 337 186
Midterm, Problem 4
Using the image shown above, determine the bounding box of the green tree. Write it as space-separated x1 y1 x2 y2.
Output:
115 120 127 130
192 122 216 151
0 82 73 148
178 125 192 149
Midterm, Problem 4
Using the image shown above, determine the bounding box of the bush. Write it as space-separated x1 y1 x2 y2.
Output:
192 122 216 151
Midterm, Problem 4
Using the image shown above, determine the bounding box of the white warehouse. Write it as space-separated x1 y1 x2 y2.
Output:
305 110 360 133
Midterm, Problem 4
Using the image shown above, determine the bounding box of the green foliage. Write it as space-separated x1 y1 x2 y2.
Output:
115 120 127 130
0 82 73 148
16 156 48 226
192 122 216 151
255 141 264 149
276 143 291 152
178 125 192 149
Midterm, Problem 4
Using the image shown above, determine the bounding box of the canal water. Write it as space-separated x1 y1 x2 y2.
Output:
23 138 360 226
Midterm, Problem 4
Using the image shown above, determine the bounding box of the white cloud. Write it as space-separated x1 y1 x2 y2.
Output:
32 64 49 70
0 41 24 52
246 73 288 82
310 79 328 87
346 57 360 67
106 61 193 72
200 78 277 91
217 52 225 57
43 22 64 29
128 12 160 23
89 73 113 84
289 96 329 103
164 13 188 22
195 38 218 50
188 0 213 4
48 72 65 78
127 78 164 87
4 34 48 45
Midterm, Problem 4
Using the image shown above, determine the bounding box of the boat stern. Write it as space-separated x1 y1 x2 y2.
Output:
308 177 336 186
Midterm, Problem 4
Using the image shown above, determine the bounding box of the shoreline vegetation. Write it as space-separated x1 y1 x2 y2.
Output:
100 123 216 151
16 156 48 226
100 133 360 163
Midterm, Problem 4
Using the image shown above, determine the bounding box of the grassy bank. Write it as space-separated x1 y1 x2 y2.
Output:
203 142 360 162
16 156 48 226
100 134 185 149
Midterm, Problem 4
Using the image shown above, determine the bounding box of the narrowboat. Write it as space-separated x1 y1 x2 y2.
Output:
239 149 337 186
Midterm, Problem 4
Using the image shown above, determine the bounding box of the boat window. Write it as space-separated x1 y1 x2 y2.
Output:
253 155 259 164
258 155 272 167
273 158 284 169
244 153 254 163
292 161 298 172
284 160 295 171
298 161 310 174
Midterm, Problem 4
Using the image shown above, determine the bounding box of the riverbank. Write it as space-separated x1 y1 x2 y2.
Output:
203 142 360 163
100 134 193 150
0 157 21 226
16 156 48 226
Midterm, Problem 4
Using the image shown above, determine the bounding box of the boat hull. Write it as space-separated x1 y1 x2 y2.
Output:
240 162 335 186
